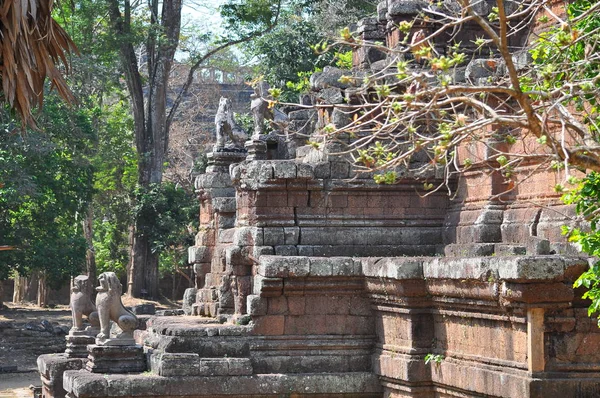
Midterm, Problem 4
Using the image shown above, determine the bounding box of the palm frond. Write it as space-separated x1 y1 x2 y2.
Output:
0 0 77 127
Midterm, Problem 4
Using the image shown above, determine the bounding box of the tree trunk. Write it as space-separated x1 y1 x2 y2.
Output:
25 272 39 302
128 232 159 298
13 274 27 303
172 272 176 301
83 206 97 285
107 0 182 299
37 273 48 307
0 281 4 308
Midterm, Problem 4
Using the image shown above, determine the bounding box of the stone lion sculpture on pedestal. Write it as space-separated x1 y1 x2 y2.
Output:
214 97 247 151
95 272 138 345
70 275 99 333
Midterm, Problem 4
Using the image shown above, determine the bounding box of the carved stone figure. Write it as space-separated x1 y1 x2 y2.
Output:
250 81 273 139
70 275 100 333
95 272 138 345
214 97 247 151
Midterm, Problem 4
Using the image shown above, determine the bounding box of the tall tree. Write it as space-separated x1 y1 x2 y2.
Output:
0 95 96 305
106 0 282 298
106 0 183 298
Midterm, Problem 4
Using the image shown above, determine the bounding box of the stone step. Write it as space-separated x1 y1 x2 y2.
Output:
150 353 252 377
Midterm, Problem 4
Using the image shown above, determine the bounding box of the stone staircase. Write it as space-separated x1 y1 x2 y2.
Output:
141 316 254 377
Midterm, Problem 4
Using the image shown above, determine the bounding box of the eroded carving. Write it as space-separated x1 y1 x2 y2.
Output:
214 97 247 151
95 272 138 345
70 275 99 334
250 81 273 139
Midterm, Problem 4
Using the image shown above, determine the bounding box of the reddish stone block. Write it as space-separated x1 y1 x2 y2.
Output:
343 207 364 217
349 296 373 316
284 315 348 335
348 194 369 208
200 211 212 224
366 193 385 208
308 191 327 207
195 230 215 247
287 180 307 190
267 192 289 207
288 296 306 315
328 194 348 208
288 192 309 207
268 296 288 315
345 315 375 335
391 207 406 217
305 295 350 315
252 315 285 335
254 206 294 216
296 206 327 217
363 207 385 216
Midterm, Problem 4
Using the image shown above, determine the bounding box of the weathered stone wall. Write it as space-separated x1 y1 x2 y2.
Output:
189 158 449 319
249 256 374 374
233 160 448 257
49 0 600 397
1 319 69 372
70 254 600 398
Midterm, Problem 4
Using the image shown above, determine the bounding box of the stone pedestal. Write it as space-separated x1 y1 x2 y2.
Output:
85 344 146 374
245 139 267 160
37 353 86 398
65 333 95 358
206 150 246 173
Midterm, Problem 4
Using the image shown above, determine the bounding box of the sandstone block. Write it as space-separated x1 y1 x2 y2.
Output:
252 315 285 335
247 294 267 316
309 258 333 276
330 257 362 276
195 230 215 247
296 163 314 179
287 296 306 315
527 236 551 255
330 161 351 178
258 256 310 278
496 256 566 281
217 214 235 229
274 245 298 256
195 173 232 189
386 0 427 17
268 295 288 315
253 274 284 296
233 227 264 246
211 197 236 213
313 162 331 178
226 246 253 267
188 246 210 264
218 228 235 244
362 257 423 279
263 227 285 245
273 161 297 179
182 288 197 315
253 245 275 259
283 227 300 245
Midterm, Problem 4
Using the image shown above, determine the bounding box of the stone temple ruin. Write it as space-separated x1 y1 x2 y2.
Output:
39 1 600 397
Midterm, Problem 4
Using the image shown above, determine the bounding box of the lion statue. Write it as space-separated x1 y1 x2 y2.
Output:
70 275 100 334
95 272 138 345
214 97 247 151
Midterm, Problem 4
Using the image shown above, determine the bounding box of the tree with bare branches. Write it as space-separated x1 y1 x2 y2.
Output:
287 0 599 191
275 0 600 317
107 0 282 298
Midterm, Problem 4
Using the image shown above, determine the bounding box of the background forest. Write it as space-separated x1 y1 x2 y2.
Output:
0 0 376 306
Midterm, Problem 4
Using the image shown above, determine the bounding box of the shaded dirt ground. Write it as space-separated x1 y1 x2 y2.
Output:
0 373 40 397
0 303 72 396
0 298 179 396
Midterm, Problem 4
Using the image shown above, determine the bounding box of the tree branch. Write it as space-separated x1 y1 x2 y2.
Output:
165 0 282 131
